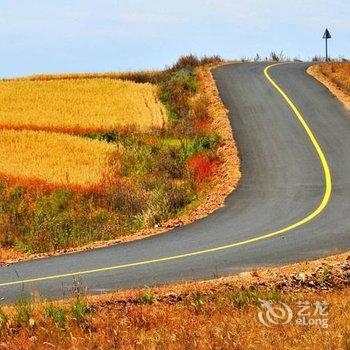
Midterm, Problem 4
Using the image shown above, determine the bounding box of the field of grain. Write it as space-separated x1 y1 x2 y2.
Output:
0 130 116 187
14 70 165 84
0 78 167 133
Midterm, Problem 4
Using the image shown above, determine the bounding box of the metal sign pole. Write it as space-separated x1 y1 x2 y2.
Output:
323 29 332 62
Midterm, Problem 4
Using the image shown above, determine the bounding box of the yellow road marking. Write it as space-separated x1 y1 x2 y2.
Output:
0 63 332 288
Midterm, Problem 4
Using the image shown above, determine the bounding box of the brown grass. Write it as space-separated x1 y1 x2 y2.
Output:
0 130 116 187
10 70 165 84
0 251 349 349
316 62 350 94
0 78 167 133
2 291 349 349
308 62 350 109
0 247 28 263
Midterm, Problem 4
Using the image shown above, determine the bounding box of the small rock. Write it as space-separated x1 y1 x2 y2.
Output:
299 273 306 282
29 318 35 328
251 270 259 277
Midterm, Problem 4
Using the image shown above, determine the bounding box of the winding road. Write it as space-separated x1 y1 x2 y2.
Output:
1 62 349 303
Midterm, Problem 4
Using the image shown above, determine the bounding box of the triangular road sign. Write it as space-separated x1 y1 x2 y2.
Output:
323 29 332 39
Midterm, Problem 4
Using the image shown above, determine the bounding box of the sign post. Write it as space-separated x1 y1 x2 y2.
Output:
322 29 332 61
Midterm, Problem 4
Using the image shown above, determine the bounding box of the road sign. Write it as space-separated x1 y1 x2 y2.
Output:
322 28 332 61
323 29 332 39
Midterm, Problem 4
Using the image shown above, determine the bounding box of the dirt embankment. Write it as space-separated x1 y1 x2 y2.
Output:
83 250 350 306
307 63 350 110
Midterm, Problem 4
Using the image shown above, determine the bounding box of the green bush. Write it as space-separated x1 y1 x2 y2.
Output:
14 297 32 326
160 69 198 121
71 299 92 324
138 290 157 305
45 304 66 329
190 292 206 312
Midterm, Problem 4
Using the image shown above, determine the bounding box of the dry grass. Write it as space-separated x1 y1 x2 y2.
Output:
0 248 348 349
0 130 116 187
0 78 167 133
308 62 350 110
11 70 165 84
0 267 349 349
316 62 350 94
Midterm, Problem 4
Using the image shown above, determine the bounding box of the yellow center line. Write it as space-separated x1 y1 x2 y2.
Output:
0 63 332 288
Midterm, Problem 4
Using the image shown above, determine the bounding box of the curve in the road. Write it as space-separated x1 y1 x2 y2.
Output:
0 62 349 302
0 63 332 288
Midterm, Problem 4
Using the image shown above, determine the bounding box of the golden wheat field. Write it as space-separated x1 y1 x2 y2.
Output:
0 130 116 187
0 78 167 133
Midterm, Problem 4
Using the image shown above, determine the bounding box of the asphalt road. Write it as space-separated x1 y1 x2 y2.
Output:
1 62 349 303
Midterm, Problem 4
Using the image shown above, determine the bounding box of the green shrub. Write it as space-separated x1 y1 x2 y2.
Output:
14 297 32 326
231 288 259 308
179 135 220 160
71 299 92 324
139 290 157 305
45 304 66 329
320 266 332 285
160 69 198 122
190 292 205 311
85 131 119 143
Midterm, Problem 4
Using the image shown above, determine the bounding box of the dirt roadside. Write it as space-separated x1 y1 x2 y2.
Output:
307 64 350 110
29 250 350 306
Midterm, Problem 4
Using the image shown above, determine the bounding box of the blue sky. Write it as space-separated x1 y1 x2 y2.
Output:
1 0 349 77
